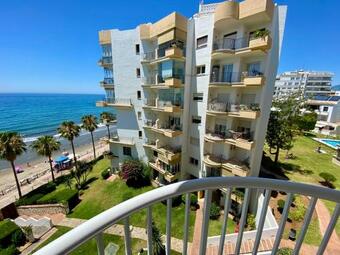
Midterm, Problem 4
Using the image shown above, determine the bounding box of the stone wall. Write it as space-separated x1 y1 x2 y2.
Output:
17 203 69 216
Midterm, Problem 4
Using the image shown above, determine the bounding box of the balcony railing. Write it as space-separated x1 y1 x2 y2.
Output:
213 37 249 51
98 56 112 66
210 71 264 84
207 101 260 113
33 177 340 255
106 98 132 107
206 129 254 141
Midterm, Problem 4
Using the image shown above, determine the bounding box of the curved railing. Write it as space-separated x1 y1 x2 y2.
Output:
33 177 340 255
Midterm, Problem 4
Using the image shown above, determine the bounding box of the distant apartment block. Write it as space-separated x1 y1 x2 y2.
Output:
96 0 286 195
307 95 340 136
274 70 333 98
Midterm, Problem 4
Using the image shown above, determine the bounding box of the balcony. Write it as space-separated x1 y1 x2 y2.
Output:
106 98 133 108
99 78 114 89
108 136 135 146
97 56 112 67
205 129 254 150
209 71 266 87
212 35 272 59
144 119 182 138
144 141 181 164
143 98 183 113
142 75 183 89
207 102 260 119
149 161 179 182
33 177 340 255
141 46 185 65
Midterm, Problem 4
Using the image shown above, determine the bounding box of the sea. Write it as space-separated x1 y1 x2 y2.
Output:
0 93 116 170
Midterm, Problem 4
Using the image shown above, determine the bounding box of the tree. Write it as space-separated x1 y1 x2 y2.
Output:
57 121 81 170
296 112 317 132
81 115 98 159
71 161 93 189
31 136 60 182
151 221 165 255
0 132 26 197
100 112 116 139
266 111 294 163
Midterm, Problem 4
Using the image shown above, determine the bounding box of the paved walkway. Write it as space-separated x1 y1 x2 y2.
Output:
21 227 58 255
190 200 204 255
55 216 185 253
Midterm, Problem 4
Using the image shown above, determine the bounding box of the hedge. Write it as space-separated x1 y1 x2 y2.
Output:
0 245 19 255
0 220 25 249
37 189 79 209
15 182 57 206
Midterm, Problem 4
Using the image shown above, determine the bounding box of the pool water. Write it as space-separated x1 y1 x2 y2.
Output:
320 139 340 149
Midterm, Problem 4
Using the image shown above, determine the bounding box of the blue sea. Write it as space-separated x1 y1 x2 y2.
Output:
0 93 115 170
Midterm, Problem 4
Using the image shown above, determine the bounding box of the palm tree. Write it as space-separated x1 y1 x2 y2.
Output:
81 115 98 159
31 136 60 182
0 132 26 198
151 221 165 255
100 112 116 139
58 121 81 169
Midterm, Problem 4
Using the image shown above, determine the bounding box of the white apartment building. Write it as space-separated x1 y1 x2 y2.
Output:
96 0 286 201
274 70 333 99
307 95 340 136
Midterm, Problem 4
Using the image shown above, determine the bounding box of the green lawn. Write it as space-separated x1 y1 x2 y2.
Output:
263 134 340 236
32 226 145 255
68 159 196 241
208 217 237 237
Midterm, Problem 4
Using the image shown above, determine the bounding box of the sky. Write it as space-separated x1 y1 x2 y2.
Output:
0 0 339 95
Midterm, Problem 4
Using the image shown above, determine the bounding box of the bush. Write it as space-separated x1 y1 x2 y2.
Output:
190 194 198 206
319 172 336 184
289 197 306 222
246 214 256 230
277 247 293 255
37 189 79 209
0 245 19 255
0 220 25 249
15 193 44 206
277 199 285 210
15 182 57 206
121 159 150 188
209 202 220 220
101 169 111 180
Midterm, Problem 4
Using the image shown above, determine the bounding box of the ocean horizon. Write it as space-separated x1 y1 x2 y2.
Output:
0 93 112 141
0 93 115 170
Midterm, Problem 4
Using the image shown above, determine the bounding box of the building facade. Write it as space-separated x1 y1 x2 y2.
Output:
274 70 333 99
96 0 286 192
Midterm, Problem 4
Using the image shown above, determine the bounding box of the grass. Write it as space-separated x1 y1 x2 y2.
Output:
263 134 340 236
32 226 146 255
68 159 196 241
208 217 237 236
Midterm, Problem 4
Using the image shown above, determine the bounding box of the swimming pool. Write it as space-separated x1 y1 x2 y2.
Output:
316 139 340 149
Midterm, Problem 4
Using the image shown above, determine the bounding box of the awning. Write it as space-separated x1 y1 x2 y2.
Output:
55 155 69 164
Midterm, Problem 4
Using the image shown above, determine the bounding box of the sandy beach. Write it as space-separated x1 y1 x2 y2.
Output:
0 140 109 207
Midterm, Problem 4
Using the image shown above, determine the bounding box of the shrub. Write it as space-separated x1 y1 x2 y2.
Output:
319 172 336 186
277 247 293 255
0 245 19 255
210 202 220 220
190 194 198 206
246 214 256 230
37 189 79 209
101 169 111 180
0 220 25 249
289 197 306 222
15 182 57 206
15 193 44 206
277 199 285 210
121 159 150 188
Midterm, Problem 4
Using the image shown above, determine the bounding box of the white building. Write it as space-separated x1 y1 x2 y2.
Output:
307 95 340 136
96 0 287 197
274 70 333 99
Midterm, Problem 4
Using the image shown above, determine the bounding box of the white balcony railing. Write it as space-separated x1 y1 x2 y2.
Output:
33 177 340 255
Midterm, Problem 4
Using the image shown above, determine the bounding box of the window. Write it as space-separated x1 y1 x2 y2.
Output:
196 65 206 75
190 157 199 166
139 131 143 138
193 92 203 101
196 35 208 49
192 116 201 124
323 107 329 112
190 137 199 146
137 111 142 120
123 147 131 156
137 90 141 100
135 44 140 55
136 68 141 78
153 150 158 157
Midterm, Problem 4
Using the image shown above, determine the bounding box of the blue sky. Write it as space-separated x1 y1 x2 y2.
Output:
0 0 339 94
